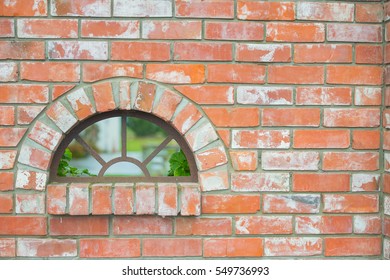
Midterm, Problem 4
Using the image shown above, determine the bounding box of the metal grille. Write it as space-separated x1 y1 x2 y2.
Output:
50 110 198 183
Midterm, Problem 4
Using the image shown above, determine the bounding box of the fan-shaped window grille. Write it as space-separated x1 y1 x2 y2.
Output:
50 110 198 183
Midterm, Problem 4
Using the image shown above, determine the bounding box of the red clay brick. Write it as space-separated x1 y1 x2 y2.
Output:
51 0 110 17
203 107 260 127
18 19 78 38
82 20 139 38
293 173 350 192
293 130 350 149
143 238 202 257
206 21 264 41
146 64 205 84
50 216 109 236
0 41 45 60
174 85 234 105
268 66 324 84
265 237 322 257
296 87 352 105
112 42 170 61
0 0 47 16
231 172 289 192
80 239 140 258
143 20 201 40
202 195 260 214
176 217 232 236
328 23 382 42
174 42 232 61
325 237 381 256
263 194 320 214
0 217 47 235
208 64 266 84
236 216 292 235
323 194 379 213
294 44 352 63
176 0 234 18
204 238 263 257
238 1 294 20
266 23 325 42
17 239 77 257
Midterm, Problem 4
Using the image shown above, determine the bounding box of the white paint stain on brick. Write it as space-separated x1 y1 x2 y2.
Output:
16 194 44 214
200 170 229 192
243 44 288 62
264 237 322 256
297 2 354 21
17 239 77 257
82 0 110 17
15 170 47 191
0 62 17 81
323 195 346 212
114 0 172 17
231 172 289 192
149 70 192 84
354 215 380 234
67 88 94 112
384 239 390 259
352 174 379 192
0 150 17 169
385 196 390 216
262 151 319 170
328 23 381 43
47 102 77 133
355 87 381 105
237 86 292 105
295 216 321 234
4 0 17 7
48 41 108 60
181 186 200 216
29 122 62 151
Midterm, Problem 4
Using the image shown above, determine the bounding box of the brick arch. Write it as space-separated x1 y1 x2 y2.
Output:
15 78 230 195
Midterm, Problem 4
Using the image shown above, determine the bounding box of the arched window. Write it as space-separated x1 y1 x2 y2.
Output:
50 110 198 183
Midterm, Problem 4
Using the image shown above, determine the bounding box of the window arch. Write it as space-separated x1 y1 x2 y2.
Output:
50 110 198 183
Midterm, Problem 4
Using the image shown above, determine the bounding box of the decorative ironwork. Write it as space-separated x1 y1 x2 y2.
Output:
50 110 198 183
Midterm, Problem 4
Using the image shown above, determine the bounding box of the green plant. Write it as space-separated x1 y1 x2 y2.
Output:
167 149 190 176
57 148 95 177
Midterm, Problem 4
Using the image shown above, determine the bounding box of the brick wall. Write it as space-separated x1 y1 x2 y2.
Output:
0 0 388 259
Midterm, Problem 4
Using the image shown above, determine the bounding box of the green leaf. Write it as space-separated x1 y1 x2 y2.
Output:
167 150 190 177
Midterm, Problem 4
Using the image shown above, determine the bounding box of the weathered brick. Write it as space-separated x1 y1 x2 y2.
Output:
172 103 202 134
174 42 232 61
114 0 172 17
158 184 178 216
46 102 77 132
52 85 75 100
0 62 18 82
294 44 352 63
48 41 108 60
18 145 51 170
323 194 379 213
113 216 172 235
21 62 80 82
204 107 260 127
352 174 380 192
80 239 140 258
67 89 95 120
17 239 77 257
328 24 382 42
262 151 319 171
92 184 112 215
50 216 109 236
356 3 383 22
195 146 227 171
202 195 260 214
238 1 294 20
199 169 229 191
232 172 289 192
180 185 201 216
143 21 201 40
47 184 67 215
206 21 263 41
51 0 110 17
262 108 320 127
0 19 15 37
229 151 258 171
176 217 232 236
143 238 202 257
146 64 205 84
354 215 381 234
153 89 182 121
237 86 293 105
83 63 142 82
236 216 292 235
82 20 139 38
268 66 324 84
355 87 382 106
69 183 89 215
265 237 322 257
327 66 382 85
28 122 62 151
17 19 78 38
296 87 352 105
0 85 48 104
325 237 381 256
295 216 352 234
17 106 45 124
92 82 116 112
112 42 170 61
0 239 15 257
236 43 291 62
113 184 134 215
185 122 219 152
0 0 47 16
0 41 44 60
293 130 350 149
352 130 380 150
135 184 155 215
293 173 350 192
297 2 354 21
323 152 379 171
263 194 320 214
0 128 26 147
0 217 47 235
232 129 290 149
266 23 325 42
176 0 233 18
0 194 13 213
208 64 265 84
0 150 17 170
324 108 380 127
204 238 263 257
133 82 156 113
174 85 234 105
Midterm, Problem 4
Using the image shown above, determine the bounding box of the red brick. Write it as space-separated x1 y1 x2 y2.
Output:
294 130 349 149
133 82 156 113
143 238 202 257
355 87 381 106
356 4 383 23
238 1 294 20
217 129 230 147
327 65 382 85
48 41 108 60
113 216 172 235
114 0 172 17
0 239 15 257
92 82 115 112
386 44 390 63
18 145 51 170
236 43 291 62
10 171 35 192
328 23 382 43
236 216 292 235
323 194 379 213
0 128 26 147
135 184 155 215
385 131 390 150
17 239 77 257
294 44 352 63
0 0 47 16
0 217 47 235
265 237 322 257
293 173 350 192
354 215 382 234
202 195 260 214
52 85 75 100
51 0 110 17
174 42 232 61
66 89 95 120
203 107 259 127
47 184 67 215
92 185 112 215
385 218 390 237
267 23 324 42
50 216 109 236
0 172 13 191
118 81 131 110
263 194 320 214
112 42 170 61
46 102 77 132
295 216 352 234
0 106 15 125
143 20 201 39
82 20 139 38
323 152 379 171
158 183 178 216
185 122 219 152
325 237 381 256
180 185 201 216
17 106 44 125
0 194 13 213
199 169 229 191
297 2 354 21
80 239 140 258
296 87 352 105
0 62 18 82
262 108 320 127
176 217 232 236
176 0 233 18
206 21 263 41
113 184 133 215
0 41 45 60
175 85 234 105
263 151 319 171
230 151 258 171
352 130 380 150
232 129 290 149
69 183 89 215
172 103 202 134
324 108 380 127
204 238 263 257
153 89 182 121
21 62 80 82
208 64 265 84
146 64 205 84
83 63 142 82
28 122 62 151
268 66 324 84
17 19 78 38
0 150 17 170
0 19 14 37
356 45 383 64
231 172 289 192
352 174 380 192
237 86 293 105
196 146 227 171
